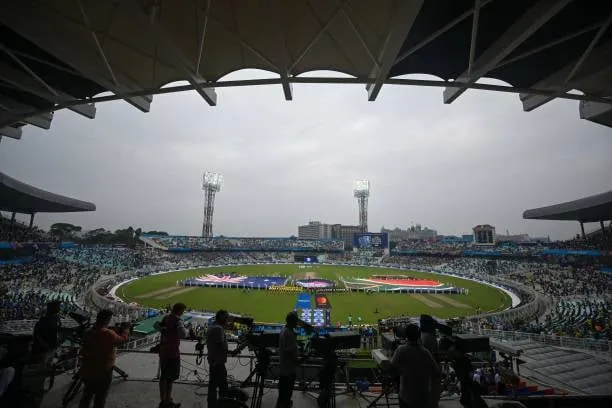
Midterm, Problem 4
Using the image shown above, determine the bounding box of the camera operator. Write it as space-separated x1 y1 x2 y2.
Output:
420 317 441 408
31 301 62 364
207 309 236 408
78 309 130 408
156 302 188 408
276 312 299 408
390 324 439 408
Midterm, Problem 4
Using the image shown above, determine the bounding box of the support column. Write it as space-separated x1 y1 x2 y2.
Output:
9 212 16 241
580 222 586 240
29 213 35 229
601 220 605 236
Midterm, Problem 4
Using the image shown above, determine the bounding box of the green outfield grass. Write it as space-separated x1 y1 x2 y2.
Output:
119 264 512 324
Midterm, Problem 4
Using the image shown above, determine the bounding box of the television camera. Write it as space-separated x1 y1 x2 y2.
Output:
64 310 92 344
193 313 254 364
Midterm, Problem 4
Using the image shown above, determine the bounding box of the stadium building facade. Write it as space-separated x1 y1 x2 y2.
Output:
331 224 362 250
297 221 333 240
381 225 438 243
473 224 496 245
298 222 364 249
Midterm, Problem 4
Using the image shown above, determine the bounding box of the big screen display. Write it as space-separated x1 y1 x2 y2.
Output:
294 254 319 263
353 233 389 249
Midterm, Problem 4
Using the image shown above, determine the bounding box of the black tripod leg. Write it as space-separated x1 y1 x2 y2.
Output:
365 388 390 408
112 365 128 379
250 374 266 408
242 368 258 388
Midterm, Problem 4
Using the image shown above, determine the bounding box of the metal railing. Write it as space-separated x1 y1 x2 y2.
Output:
469 327 612 354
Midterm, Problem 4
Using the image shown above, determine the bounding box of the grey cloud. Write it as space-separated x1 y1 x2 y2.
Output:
1 70 611 239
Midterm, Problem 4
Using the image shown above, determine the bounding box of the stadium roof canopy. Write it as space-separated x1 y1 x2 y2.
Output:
523 190 612 223
0 172 96 214
1 0 612 141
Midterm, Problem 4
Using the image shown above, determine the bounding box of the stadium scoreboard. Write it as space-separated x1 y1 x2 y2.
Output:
298 308 331 327
294 254 319 263
353 233 389 249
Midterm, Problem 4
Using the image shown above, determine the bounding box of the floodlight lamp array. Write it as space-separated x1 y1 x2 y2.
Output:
353 179 370 197
203 171 223 191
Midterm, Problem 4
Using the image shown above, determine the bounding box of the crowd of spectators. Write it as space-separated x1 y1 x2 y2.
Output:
548 227 612 251
0 256 103 321
0 215 50 243
51 247 143 272
149 235 345 252
392 232 612 255
433 258 612 339
1 238 610 343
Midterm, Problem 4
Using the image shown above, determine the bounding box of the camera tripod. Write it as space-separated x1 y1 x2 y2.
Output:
361 373 397 408
240 347 271 408
62 365 128 408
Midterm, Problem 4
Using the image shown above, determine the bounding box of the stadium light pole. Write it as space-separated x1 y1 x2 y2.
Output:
353 180 370 233
202 171 223 238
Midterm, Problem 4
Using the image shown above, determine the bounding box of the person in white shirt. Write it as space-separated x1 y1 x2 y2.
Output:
473 369 481 384
390 324 439 408
276 312 299 408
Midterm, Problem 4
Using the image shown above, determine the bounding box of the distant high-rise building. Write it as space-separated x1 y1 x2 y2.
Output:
298 221 333 240
331 224 362 249
473 224 496 245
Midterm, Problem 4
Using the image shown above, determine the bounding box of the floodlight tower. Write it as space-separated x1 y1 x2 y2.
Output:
353 179 370 233
202 171 223 238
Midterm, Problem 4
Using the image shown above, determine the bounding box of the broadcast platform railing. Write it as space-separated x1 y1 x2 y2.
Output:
469 327 612 354
120 332 160 353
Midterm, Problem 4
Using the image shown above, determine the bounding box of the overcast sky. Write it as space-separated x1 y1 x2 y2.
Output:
1 70 611 240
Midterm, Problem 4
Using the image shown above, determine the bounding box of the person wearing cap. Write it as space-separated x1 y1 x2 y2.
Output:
157 302 188 408
78 309 130 408
390 324 440 408
31 301 62 364
276 312 299 408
